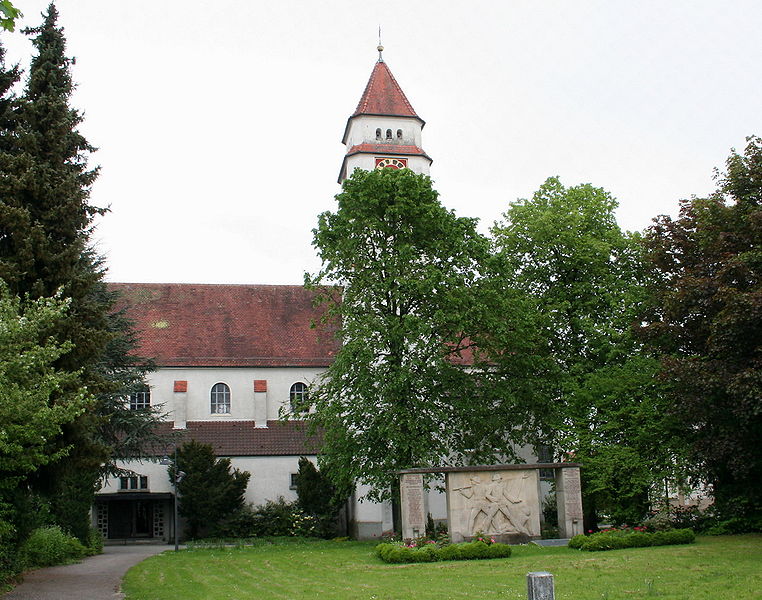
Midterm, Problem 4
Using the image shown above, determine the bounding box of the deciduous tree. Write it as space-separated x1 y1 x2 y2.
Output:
306 168 548 501
0 286 90 580
641 136 762 521
492 177 682 526
0 288 90 491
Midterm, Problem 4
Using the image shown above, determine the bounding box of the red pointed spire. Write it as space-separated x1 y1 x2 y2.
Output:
352 60 418 118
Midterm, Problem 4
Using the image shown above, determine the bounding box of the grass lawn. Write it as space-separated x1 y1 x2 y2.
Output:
122 535 762 600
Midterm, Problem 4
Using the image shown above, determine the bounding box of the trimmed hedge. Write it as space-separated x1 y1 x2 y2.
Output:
569 528 696 552
375 540 511 563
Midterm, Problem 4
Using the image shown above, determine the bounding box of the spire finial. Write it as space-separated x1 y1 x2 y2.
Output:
377 26 384 62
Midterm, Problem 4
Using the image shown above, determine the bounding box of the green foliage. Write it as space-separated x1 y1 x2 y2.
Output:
173 441 250 539
210 498 326 539
375 539 511 563
641 136 762 521
294 456 346 537
704 515 762 536
492 177 684 528
0 5 161 546
0 1 20 32
570 528 695 552
0 289 90 490
307 167 549 500
243 499 294 537
19 526 86 568
248 499 315 538
209 505 260 539
84 526 103 556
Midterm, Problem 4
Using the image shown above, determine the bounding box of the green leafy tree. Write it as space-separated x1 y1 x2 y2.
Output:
0 1 21 32
0 4 160 541
0 287 90 581
306 167 548 502
0 288 89 490
492 177 682 526
641 136 762 521
172 441 250 539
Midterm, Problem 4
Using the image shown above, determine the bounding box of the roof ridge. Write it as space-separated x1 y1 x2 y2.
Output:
108 282 307 288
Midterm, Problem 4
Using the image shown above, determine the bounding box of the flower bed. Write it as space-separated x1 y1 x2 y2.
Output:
375 538 511 563
568 527 696 552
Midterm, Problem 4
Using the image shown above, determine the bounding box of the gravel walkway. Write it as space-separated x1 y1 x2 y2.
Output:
3 543 169 600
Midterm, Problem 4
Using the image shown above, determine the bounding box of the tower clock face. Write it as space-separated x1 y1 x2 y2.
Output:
375 157 407 170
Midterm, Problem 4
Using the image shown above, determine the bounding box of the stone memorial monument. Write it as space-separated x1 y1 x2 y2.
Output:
398 463 582 542
446 468 540 543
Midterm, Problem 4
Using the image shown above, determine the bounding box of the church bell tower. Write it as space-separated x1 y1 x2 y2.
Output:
339 45 432 183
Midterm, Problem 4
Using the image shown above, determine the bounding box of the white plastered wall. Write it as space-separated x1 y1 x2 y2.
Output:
144 367 325 425
100 455 316 509
344 115 423 148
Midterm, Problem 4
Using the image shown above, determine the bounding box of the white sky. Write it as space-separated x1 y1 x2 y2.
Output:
3 1 761 285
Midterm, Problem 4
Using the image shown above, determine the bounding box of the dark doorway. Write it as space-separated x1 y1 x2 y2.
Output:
108 500 153 538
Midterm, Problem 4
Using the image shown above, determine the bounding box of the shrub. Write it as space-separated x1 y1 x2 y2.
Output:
436 543 463 561
210 505 259 538
570 528 696 552
0 517 21 586
84 527 103 556
642 511 674 532
375 540 511 563
289 511 319 537
704 515 762 535
20 526 86 568
250 498 298 537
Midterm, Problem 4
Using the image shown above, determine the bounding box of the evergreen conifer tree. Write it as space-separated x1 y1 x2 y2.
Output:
172 441 251 540
0 4 160 541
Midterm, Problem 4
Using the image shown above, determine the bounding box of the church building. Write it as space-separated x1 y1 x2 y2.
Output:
93 47 449 541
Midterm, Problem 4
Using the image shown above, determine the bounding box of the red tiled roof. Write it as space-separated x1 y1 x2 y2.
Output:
353 60 418 118
154 420 321 456
110 283 338 368
345 143 431 160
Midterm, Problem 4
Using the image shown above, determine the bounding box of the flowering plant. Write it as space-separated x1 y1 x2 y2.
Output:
594 525 647 537
473 530 497 545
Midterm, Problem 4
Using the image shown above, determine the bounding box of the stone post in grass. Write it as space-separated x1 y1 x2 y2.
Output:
527 571 554 600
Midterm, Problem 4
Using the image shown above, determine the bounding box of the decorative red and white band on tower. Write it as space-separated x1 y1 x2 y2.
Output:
338 44 432 183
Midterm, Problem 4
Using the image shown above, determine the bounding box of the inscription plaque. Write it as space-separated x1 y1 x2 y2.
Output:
400 473 426 539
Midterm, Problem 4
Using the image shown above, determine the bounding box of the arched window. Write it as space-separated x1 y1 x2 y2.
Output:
289 382 309 413
375 128 382 139
211 382 231 414
385 129 392 139
129 384 151 411
396 129 402 138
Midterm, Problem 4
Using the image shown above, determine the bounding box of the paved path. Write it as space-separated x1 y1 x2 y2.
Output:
3 544 169 600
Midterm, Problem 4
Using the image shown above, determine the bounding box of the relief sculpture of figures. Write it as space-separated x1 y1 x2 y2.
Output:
455 473 532 536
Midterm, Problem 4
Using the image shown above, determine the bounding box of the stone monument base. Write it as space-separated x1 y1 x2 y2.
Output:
464 532 531 545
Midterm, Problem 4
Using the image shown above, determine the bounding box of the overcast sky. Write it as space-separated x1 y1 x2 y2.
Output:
3 1 760 285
